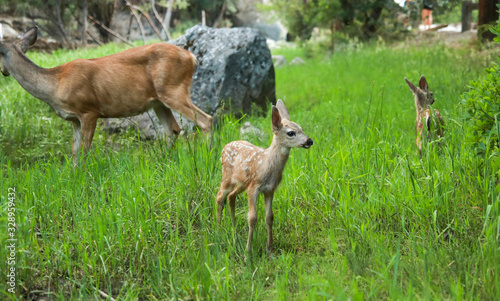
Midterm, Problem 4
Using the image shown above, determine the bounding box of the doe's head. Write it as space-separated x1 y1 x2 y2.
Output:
0 27 38 77
271 99 313 149
405 75 435 108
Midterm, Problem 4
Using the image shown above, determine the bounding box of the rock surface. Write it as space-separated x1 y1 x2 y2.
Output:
101 25 276 139
272 55 287 68
240 121 266 142
289 57 305 65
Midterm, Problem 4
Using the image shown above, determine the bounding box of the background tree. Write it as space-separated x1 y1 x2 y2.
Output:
478 0 500 40
269 0 400 42
88 0 118 43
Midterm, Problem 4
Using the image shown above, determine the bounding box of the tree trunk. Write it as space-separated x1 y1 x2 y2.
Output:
161 0 174 40
81 0 88 47
340 0 354 26
478 0 500 41
462 1 479 32
55 0 72 48
89 0 117 43
362 3 384 38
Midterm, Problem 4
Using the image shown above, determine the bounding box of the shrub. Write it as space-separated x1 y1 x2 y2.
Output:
460 8 500 176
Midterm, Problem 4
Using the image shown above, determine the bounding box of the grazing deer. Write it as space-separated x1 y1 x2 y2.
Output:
216 99 313 257
405 75 444 155
0 27 212 164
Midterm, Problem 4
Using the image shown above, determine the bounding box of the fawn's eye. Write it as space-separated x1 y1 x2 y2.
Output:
287 131 296 137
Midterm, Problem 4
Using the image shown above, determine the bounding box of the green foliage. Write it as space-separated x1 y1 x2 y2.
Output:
269 0 400 42
268 0 340 41
0 42 499 299
460 64 500 153
460 11 500 172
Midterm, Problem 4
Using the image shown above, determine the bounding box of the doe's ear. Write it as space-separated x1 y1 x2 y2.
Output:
271 105 282 131
19 27 38 53
405 77 417 93
275 99 290 120
419 75 428 91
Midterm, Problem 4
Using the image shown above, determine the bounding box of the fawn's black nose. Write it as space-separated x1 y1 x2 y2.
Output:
306 138 314 146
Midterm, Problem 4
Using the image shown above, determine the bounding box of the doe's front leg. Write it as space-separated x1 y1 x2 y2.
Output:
81 115 97 153
71 120 82 165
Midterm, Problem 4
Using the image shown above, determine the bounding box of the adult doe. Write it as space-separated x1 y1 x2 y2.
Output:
216 100 314 257
405 75 444 155
0 27 212 164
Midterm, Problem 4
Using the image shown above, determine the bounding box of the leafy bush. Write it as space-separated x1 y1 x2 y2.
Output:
461 64 500 153
460 10 500 170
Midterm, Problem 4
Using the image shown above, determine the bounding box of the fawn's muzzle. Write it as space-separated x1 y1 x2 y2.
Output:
303 138 314 148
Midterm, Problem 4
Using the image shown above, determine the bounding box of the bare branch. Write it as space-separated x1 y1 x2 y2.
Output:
151 0 172 41
86 29 103 46
88 15 134 47
126 1 163 41
213 2 226 28
129 8 146 44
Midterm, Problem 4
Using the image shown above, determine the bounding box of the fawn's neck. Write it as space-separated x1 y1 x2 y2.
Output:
415 97 428 117
264 136 291 177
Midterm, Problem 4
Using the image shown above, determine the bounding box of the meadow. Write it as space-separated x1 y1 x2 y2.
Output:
0 39 499 300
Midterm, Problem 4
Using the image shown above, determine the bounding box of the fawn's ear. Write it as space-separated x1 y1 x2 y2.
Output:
272 105 282 131
405 77 417 93
276 99 290 120
419 75 428 91
19 27 38 53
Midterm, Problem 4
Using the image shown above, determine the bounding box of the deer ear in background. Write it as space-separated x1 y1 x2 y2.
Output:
419 75 428 91
405 77 417 94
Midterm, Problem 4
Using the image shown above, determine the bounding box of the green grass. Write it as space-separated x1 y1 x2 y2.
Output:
1 41 499 300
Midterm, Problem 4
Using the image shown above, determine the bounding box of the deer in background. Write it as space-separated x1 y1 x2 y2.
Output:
405 75 444 155
0 27 212 164
216 99 314 258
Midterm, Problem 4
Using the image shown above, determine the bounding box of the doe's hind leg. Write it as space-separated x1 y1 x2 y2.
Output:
158 88 213 134
154 105 181 148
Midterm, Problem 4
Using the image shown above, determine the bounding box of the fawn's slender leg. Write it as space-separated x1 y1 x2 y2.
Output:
228 187 242 226
264 191 274 252
217 185 243 225
246 186 259 255
216 187 230 223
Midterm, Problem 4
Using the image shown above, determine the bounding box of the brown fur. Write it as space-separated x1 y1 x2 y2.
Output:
216 100 313 257
0 27 212 164
405 76 444 155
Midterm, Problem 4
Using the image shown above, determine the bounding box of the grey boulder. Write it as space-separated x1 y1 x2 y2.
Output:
101 25 276 139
